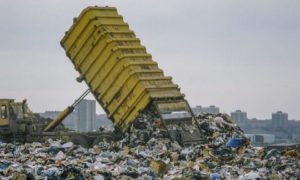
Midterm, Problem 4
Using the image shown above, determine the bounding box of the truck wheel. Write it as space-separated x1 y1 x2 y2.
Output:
70 135 91 148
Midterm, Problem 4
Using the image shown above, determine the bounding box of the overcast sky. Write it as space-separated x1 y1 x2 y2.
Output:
0 1 299 120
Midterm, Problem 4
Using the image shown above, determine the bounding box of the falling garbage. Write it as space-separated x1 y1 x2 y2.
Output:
0 113 298 179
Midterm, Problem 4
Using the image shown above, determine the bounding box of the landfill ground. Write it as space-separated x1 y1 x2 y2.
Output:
0 113 299 179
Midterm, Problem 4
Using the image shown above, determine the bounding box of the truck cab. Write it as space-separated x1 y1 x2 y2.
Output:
0 99 13 128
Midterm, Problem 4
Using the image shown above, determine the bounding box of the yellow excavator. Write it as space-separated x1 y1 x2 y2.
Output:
0 6 203 146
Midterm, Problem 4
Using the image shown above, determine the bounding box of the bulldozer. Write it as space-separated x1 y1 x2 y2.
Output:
0 6 203 147
0 91 118 147
0 98 42 142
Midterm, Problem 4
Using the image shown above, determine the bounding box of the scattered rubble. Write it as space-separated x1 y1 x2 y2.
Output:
0 113 299 179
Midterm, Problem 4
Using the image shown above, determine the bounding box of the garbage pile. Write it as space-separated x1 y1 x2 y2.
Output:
0 113 299 179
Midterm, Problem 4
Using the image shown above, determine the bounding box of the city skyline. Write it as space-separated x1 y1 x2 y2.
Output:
40 102 299 121
0 1 299 119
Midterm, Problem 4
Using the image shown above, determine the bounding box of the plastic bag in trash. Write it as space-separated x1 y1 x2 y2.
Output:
226 137 247 148
55 151 66 160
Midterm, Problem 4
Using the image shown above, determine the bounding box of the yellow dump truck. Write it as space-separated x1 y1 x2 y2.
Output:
61 6 202 145
0 6 202 146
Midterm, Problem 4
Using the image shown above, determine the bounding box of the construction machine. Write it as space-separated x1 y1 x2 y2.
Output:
0 98 43 142
60 6 203 146
0 6 203 146
0 98 63 142
0 91 117 147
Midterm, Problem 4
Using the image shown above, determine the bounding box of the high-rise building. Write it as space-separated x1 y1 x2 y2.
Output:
75 99 96 132
231 110 247 123
192 105 220 115
272 111 288 131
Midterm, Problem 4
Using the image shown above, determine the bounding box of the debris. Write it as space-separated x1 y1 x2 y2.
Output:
60 166 84 180
0 113 298 179
226 136 248 148
94 175 105 180
242 171 261 179
55 151 65 160
150 159 170 175
12 172 27 180
210 172 220 180
62 142 73 149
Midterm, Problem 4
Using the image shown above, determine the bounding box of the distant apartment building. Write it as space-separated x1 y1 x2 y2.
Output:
272 111 288 131
231 110 247 123
192 105 220 115
75 99 96 132
39 111 76 130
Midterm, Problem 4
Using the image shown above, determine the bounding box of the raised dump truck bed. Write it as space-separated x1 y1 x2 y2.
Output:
61 6 202 145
